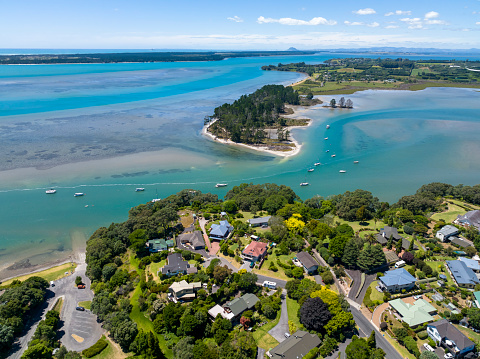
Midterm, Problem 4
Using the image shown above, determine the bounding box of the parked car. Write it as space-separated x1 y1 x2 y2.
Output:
50 281 55 287
413 295 423 300
444 353 454 359
423 343 434 352
77 284 85 289
75 306 85 311
249 261 255 268
284 333 290 338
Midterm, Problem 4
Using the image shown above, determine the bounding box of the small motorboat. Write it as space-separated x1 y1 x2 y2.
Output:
135 188 145 192
314 162 321 166
216 183 228 188
354 161 359 164
45 189 56 194
307 168 314 172
331 154 336 158
326 150 330 153
324 137 328 140
326 125 330 129
300 182 309 186
74 193 84 197
339 170 346 173
151 198 161 203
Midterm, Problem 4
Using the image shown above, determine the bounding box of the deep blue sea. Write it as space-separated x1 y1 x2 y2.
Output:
1 51 480 275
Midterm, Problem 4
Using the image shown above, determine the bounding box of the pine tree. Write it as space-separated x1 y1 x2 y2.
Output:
396 238 403 254
387 235 393 250
408 236 415 252
342 239 359 268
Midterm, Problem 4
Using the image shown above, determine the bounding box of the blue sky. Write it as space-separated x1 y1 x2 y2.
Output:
1 0 480 49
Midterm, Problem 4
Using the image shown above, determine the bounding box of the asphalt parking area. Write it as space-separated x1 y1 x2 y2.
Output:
68 309 98 345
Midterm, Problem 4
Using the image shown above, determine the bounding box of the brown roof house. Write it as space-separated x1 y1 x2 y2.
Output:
242 241 268 263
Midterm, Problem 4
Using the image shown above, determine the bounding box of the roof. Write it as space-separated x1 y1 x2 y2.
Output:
148 239 167 251
208 304 234 320
169 280 201 293
380 268 416 287
437 225 459 237
375 234 388 245
269 331 321 359
379 226 403 241
429 319 475 351
225 293 259 316
451 236 473 248
384 251 400 264
446 260 480 286
401 238 418 251
161 253 188 274
474 291 480 304
210 220 233 237
178 231 205 248
242 241 268 258
296 251 318 269
248 216 271 225
459 257 480 271
456 210 480 229
389 298 436 327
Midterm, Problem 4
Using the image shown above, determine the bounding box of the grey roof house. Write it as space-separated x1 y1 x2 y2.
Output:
267 331 321 359
455 210 480 231
247 216 271 227
161 253 197 276
208 293 260 321
378 268 417 293
436 225 460 242
178 231 205 250
296 251 319 274
427 319 476 358
209 220 234 240
446 260 480 288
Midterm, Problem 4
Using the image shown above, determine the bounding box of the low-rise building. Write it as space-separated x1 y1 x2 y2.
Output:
446 260 480 289
147 239 169 252
451 236 474 248
378 268 416 293
178 231 205 250
242 241 268 262
388 298 436 327
247 216 271 227
455 210 480 232
459 257 480 272
161 253 196 276
436 225 460 242
427 319 476 358
295 251 319 274
267 331 321 359
209 220 234 240
208 293 260 321
375 227 417 250
168 280 202 302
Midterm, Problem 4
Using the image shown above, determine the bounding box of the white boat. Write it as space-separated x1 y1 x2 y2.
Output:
215 183 228 188
151 198 161 203
326 125 330 129
300 182 309 186
74 193 84 197
331 154 336 158
45 189 56 194
324 137 328 140
353 161 359 164
339 170 346 173
326 150 330 153
314 162 321 166
307 168 314 172
135 188 145 192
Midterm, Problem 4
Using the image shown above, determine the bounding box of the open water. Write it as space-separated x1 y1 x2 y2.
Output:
1 52 480 274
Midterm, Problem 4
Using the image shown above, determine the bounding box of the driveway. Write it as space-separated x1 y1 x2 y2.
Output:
347 269 375 305
268 292 289 343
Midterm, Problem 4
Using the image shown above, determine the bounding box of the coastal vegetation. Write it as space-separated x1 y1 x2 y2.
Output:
0 50 315 65
206 84 317 151
262 58 480 95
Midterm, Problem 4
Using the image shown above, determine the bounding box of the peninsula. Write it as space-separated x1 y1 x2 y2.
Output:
203 85 321 156
262 58 480 95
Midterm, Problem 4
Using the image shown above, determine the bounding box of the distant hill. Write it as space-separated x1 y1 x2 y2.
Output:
286 47 299 52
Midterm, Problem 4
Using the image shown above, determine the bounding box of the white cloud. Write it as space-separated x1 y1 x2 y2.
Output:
385 10 412 16
425 19 448 25
257 16 336 26
227 16 243 23
400 17 423 29
425 11 439 19
344 21 364 26
385 25 399 29
353 8 376 15
368 22 380 27
477 21 480 25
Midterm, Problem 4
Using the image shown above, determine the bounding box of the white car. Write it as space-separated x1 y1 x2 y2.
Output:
423 343 434 352
444 353 454 359
413 295 422 300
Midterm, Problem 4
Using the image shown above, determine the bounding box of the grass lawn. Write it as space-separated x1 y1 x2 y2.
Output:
218 253 241 269
252 310 281 350
53 297 63 313
147 260 166 281
78 300 92 310
0 262 77 287
253 253 296 281
368 281 384 302
454 324 480 343
88 335 129 359
409 82 480 91
424 261 454 285
431 202 467 223
286 298 301 331
448 199 480 210
332 216 386 235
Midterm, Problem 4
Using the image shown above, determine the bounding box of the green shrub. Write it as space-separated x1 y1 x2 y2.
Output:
363 287 373 307
417 331 428 340
319 337 338 357
82 337 108 358
403 336 420 357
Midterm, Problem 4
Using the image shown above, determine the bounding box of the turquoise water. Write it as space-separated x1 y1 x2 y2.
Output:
1 53 480 273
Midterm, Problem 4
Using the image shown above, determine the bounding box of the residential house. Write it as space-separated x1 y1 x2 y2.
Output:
473 291 480 308
161 253 196 276
384 251 400 265
178 231 205 250
388 298 437 327
451 236 474 249
267 331 321 359
436 225 460 242
375 226 417 250
242 241 268 263
247 216 271 227
459 257 480 273
455 210 480 231
378 268 416 293
296 251 319 274
209 220 234 240
427 319 476 358
147 239 171 252
446 260 480 288
208 293 260 321
168 280 202 302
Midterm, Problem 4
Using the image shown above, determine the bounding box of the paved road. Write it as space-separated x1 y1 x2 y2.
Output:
257 347 265 359
268 292 289 342
347 270 375 305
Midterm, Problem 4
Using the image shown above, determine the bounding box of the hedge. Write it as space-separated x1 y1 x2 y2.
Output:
417 330 428 340
82 337 108 358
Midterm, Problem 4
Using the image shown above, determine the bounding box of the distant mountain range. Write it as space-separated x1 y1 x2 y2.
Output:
312 47 480 55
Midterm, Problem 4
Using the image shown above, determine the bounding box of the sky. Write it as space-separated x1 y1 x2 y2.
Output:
1 0 480 50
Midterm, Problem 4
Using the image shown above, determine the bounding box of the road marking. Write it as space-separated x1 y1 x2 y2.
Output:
71 334 84 343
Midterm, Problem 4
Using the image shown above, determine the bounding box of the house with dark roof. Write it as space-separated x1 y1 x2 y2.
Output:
209 220 234 240
436 225 460 242
242 241 268 262
455 210 480 231
451 236 474 248
267 331 321 359
427 319 476 358
161 253 196 276
446 260 480 288
375 227 417 251
207 293 260 321
247 216 271 227
295 251 319 274
378 268 417 293
178 231 205 250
